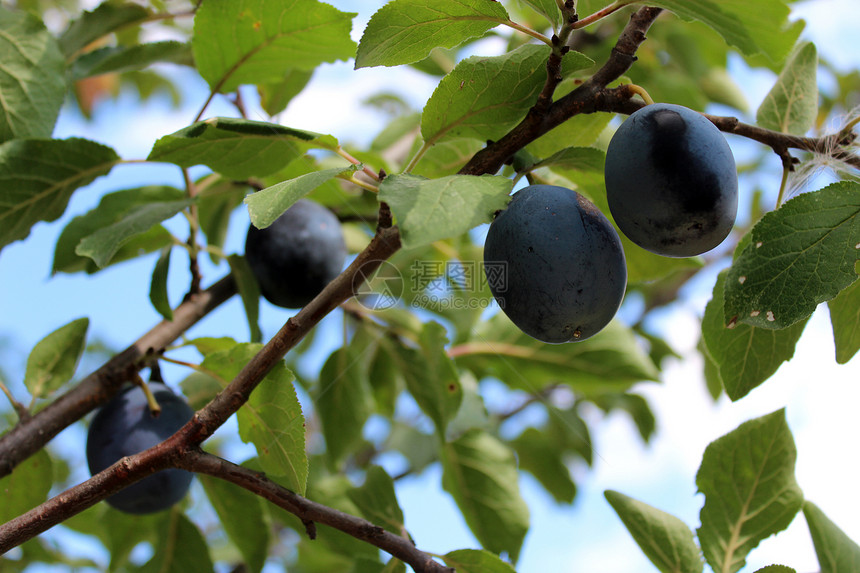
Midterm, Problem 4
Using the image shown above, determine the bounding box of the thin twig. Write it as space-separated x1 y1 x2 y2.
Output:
179 451 454 573
0 213 402 549
0 275 237 479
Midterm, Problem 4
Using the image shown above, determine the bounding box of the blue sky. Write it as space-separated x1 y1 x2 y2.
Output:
1 1 859 571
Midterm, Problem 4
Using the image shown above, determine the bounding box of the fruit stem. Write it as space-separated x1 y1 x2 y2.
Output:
573 0 635 29
134 374 162 417
341 174 379 193
626 83 654 105
403 140 433 174
776 165 790 207
159 355 230 386
0 378 30 422
335 146 381 182
502 20 554 46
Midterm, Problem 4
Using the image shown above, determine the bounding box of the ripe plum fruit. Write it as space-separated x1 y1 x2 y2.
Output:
604 103 738 257
86 382 194 514
483 184 627 343
245 199 347 309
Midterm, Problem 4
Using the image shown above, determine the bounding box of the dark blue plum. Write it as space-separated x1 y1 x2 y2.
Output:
86 382 194 514
605 103 738 257
245 199 346 309
483 184 627 343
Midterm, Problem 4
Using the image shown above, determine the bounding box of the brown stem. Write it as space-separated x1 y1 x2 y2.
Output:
179 451 453 573
459 7 664 176
0 274 237 480
0 220 402 550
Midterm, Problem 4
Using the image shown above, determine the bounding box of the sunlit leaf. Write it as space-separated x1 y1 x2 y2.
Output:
828 277 860 364
703 271 808 401
24 318 89 400
0 138 119 254
355 0 509 68
0 449 52 523
378 173 512 248
803 501 860 573
757 42 818 135
441 430 530 562
0 8 65 143
696 410 803 573
75 199 193 268
724 182 860 329
200 476 270 573
605 490 703 573
193 0 356 92
148 117 335 180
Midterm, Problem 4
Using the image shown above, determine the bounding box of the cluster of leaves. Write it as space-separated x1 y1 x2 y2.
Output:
0 0 858 572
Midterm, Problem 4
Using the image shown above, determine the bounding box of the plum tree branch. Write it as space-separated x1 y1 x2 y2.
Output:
178 450 454 573
592 92 860 169
459 7 664 176
0 210 403 552
0 5 667 563
0 274 237 480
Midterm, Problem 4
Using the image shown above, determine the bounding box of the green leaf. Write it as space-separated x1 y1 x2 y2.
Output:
511 428 576 503
803 501 860 573
316 333 375 466
518 0 562 29
645 0 796 62
227 255 263 343
532 146 606 174
355 0 509 69
719 0 802 65
200 476 270 573
456 315 659 395
75 198 193 268
245 166 357 229
441 549 517 573
412 138 484 179
0 449 52 523
383 322 462 438
421 44 592 144
202 344 307 494
384 422 438 474
179 371 223 411
149 247 173 321
547 406 594 466
52 186 181 275
441 430 530 562
703 271 808 401
259 69 315 116
756 42 818 135
0 8 66 143
148 117 334 180
346 466 405 536
0 138 119 254
193 0 356 93
724 182 860 329
605 490 703 573
23 318 89 400
140 511 214 573
70 41 192 80
59 2 150 57
696 409 803 573
197 179 248 264
378 173 512 248
828 277 860 364
593 393 656 443
528 111 613 157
